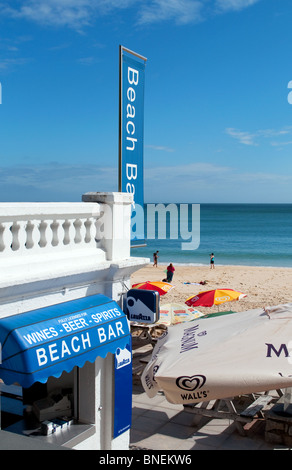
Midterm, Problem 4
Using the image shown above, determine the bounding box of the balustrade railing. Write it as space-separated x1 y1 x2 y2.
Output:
0 203 103 259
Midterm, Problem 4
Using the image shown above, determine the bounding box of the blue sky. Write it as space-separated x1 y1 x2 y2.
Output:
1 0 292 203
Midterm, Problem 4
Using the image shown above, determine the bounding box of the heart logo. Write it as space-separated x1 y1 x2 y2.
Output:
176 374 206 391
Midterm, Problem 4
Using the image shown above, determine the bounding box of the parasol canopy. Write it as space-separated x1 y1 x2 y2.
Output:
185 288 247 307
142 303 292 405
158 303 204 326
132 281 174 296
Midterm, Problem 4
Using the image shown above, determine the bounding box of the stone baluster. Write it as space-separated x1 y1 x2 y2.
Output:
0 222 13 254
10 221 20 252
39 220 48 248
62 218 75 247
25 219 40 251
50 219 62 247
84 218 95 245
73 218 82 244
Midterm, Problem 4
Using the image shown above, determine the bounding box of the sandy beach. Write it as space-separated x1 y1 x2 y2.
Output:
131 263 292 315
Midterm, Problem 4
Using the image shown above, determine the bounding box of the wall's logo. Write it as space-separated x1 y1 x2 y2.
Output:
176 374 206 391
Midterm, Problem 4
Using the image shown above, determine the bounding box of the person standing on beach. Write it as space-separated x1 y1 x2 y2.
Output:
153 251 159 267
210 253 215 269
166 263 175 282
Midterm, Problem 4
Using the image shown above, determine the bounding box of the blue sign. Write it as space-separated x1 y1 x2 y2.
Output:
119 46 147 244
0 294 131 389
125 289 160 324
113 343 132 438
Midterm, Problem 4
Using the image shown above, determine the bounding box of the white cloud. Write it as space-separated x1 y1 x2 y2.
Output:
0 163 117 201
143 161 292 202
1 0 97 28
215 0 261 12
1 160 291 203
146 144 175 152
271 141 292 147
77 56 100 65
0 57 31 70
145 162 233 184
137 0 203 26
0 0 263 29
225 128 257 146
0 0 136 29
225 126 292 146
145 161 292 186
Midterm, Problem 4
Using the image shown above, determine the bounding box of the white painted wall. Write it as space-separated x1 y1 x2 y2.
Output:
0 192 149 450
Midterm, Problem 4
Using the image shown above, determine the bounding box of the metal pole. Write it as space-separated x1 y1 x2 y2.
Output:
120 46 147 63
118 45 122 192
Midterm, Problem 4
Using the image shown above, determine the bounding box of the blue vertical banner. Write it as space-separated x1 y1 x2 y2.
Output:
119 46 147 246
113 343 132 438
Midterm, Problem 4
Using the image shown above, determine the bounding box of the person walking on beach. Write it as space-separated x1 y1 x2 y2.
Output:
210 253 215 269
166 263 175 282
153 251 159 267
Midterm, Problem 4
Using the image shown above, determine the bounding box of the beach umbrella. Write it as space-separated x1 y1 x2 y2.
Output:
158 303 204 326
132 281 174 296
185 289 247 308
141 303 292 405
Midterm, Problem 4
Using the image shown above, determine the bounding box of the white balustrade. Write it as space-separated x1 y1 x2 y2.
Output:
0 193 137 303
0 193 149 319
0 193 134 267
0 202 103 259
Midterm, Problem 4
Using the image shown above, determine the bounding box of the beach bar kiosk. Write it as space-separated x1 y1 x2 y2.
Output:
0 192 148 450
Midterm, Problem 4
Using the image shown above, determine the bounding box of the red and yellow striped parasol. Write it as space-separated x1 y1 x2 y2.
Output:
185 289 247 307
132 281 174 296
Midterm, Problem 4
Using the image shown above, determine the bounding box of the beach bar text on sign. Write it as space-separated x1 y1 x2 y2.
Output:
0 294 132 447
119 46 147 245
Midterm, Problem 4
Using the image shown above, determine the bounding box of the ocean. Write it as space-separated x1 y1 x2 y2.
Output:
130 203 292 268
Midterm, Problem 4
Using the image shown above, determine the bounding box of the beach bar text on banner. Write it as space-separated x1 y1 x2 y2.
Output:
119 46 147 245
